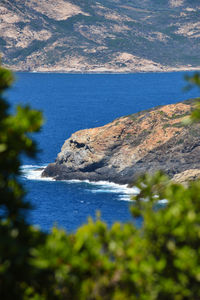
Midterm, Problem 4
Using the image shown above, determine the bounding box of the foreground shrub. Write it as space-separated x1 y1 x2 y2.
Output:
30 173 200 300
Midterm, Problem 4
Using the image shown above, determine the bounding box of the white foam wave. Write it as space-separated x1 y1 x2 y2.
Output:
119 195 134 202
20 164 54 181
20 165 168 204
66 179 138 200
20 165 138 201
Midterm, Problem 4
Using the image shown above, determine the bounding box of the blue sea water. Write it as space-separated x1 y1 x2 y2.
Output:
7 72 199 232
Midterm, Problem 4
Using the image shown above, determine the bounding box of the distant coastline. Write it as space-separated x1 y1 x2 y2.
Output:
2 1 200 80
9 66 200 74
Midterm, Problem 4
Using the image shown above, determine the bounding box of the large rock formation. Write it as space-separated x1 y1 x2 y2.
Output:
42 100 200 184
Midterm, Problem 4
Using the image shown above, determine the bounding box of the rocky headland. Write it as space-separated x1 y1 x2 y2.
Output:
42 100 200 185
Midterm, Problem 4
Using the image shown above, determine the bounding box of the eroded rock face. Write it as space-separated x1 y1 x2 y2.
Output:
42 100 200 184
172 169 200 185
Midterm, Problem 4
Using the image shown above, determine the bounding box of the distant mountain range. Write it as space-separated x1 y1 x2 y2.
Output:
1 0 200 72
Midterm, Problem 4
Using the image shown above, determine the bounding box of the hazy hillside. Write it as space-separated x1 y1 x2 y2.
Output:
1 0 200 72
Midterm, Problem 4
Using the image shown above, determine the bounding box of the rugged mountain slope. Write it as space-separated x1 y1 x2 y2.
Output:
1 0 200 72
42 100 200 184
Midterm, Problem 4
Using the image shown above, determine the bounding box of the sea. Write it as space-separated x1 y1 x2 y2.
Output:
7 72 199 232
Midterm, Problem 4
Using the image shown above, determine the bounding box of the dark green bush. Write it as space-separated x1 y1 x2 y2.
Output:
0 66 44 299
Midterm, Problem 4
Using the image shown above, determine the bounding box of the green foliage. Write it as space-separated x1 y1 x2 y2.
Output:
185 73 200 88
131 172 200 299
0 66 44 299
185 73 200 123
163 123 171 129
2 67 200 299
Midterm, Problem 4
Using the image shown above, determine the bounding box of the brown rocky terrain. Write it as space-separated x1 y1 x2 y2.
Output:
1 0 200 72
42 100 200 184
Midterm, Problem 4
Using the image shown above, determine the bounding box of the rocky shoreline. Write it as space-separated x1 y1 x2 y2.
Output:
6 65 200 74
42 100 200 185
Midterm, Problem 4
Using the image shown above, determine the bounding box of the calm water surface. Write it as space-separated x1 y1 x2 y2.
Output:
7 72 199 231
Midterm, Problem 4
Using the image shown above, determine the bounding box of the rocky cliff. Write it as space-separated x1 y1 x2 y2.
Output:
42 100 200 184
1 0 200 72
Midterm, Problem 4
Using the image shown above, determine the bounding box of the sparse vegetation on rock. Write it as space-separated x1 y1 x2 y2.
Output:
43 100 200 184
